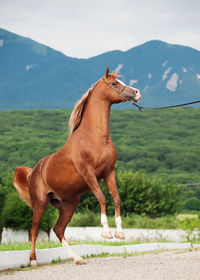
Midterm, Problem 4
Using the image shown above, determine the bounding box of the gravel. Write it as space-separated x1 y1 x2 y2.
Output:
1 249 200 280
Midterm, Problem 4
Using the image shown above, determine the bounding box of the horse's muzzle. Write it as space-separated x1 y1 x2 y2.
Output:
123 87 141 102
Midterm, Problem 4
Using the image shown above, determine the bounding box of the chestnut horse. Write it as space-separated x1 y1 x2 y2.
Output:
13 67 141 265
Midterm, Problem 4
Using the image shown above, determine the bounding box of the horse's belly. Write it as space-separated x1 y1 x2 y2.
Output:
48 172 89 198
44 156 89 198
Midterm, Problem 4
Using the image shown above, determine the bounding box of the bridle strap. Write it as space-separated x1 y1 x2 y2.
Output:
102 78 140 107
102 78 127 96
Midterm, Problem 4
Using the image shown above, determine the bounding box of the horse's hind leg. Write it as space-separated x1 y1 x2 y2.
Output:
105 170 125 240
30 203 48 266
29 166 49 266
53 196 86 265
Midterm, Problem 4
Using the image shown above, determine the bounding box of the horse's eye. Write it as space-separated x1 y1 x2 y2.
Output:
112 82 117 86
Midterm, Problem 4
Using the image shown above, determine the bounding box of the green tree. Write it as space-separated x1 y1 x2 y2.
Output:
184 197 200 211
0 178 6 228
116 170 182 217
0 173 14 228
1 192 57 232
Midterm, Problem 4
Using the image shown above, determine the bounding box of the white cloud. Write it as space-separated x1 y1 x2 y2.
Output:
0 0 200 58
148 73 152 79
196 73 200 79
182 67 187 72
0 40 4 47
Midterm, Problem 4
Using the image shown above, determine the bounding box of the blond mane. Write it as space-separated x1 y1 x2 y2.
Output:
68 88 92 135
68 73 118 136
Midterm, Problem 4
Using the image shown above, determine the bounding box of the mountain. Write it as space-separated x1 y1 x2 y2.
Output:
0 28 200 110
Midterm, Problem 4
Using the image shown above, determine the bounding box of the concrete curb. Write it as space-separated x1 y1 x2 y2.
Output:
1 243 200 271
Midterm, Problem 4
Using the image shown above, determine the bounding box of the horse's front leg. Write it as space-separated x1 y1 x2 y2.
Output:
81 168 113 239
105 170 125 240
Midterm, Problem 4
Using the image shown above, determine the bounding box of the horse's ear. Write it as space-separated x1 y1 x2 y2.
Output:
105 66 109 77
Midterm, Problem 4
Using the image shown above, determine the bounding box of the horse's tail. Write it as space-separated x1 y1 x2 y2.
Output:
13 166 33 208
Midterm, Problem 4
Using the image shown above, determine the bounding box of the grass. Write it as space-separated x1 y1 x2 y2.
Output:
69 211 179 229
0 240 144 251
0 241 62 251
176 214 199 221
0 239 175 251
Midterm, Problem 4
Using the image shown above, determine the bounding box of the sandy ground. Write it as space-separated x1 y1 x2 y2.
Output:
1 249 200 280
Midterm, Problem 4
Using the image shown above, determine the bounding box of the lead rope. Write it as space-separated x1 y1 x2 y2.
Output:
127 99 200 111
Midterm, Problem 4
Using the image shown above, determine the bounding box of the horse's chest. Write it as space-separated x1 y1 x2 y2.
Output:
95 145 116 174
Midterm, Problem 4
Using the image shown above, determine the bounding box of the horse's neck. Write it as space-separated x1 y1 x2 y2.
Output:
80 91 111 138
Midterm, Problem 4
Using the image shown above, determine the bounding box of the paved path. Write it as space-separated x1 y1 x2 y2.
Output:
1 249 200 280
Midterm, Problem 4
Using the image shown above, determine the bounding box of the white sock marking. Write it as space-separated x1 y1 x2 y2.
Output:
62 239 81 261
115 215 123 232
101 213 110 232
30 260 38 266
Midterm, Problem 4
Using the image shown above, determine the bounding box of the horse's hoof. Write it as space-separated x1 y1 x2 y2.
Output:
114 231 125 240
102 231 113 239
30 260 38 266
75 257 87 265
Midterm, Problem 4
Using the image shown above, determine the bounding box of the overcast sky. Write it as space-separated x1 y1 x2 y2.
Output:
0 0 200 58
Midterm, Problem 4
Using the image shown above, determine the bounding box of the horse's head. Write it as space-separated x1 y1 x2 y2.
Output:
101 67 141 104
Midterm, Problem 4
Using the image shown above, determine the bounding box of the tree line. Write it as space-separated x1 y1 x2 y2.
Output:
0 108 200 182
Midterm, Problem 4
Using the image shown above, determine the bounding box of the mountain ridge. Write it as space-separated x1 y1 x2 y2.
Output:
0 28 200 110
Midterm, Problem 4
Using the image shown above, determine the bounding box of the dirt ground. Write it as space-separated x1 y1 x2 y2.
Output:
1 249 200 280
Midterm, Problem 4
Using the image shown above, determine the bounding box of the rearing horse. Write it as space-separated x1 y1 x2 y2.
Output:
13 67 141 265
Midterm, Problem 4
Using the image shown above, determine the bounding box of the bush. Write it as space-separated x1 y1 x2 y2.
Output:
67 211 178 229
1 192 57 232
0 173 14 228
184 197 200 211
0 183 6 228
69 209 101 227
122 214 177 229
117 170 182 217
78 170 182 218
176 214 200 241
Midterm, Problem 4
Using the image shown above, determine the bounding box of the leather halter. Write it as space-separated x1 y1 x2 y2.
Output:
102 78 139 106
102 78 127 97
